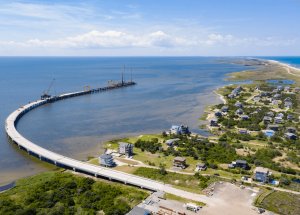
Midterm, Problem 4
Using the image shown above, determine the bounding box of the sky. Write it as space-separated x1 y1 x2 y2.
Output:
0 0 300 56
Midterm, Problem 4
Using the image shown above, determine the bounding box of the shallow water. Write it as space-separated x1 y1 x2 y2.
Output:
0 57 253 184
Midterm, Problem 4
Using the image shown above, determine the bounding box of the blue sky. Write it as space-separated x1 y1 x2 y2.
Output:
0 0 300 56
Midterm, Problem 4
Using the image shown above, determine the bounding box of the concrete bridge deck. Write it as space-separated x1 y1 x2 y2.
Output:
5 85 210 204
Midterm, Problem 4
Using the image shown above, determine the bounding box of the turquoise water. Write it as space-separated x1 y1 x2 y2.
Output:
259 56 300 68
0 57 254 184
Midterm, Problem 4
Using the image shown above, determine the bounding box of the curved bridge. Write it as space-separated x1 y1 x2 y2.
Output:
5 84 210 203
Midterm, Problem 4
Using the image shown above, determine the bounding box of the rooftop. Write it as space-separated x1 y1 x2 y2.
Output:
254 167 269 174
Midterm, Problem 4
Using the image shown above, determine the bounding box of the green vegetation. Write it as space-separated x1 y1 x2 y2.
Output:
0 171 148 215
135 138 162 153
255 190 300 215
133 167 217 193
165 193 205 207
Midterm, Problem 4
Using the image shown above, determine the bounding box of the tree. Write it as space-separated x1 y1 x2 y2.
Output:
159 163 167 175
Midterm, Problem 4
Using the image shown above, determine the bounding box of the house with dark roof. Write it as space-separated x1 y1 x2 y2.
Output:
119 142 134 157
196 163 207 171
235 101 243 108
285 132 297 140
235 108 243 115
240 115 249 120
286 127 297 133
267 124 279 131
229 160 249 170
215 111 222 117
99 154 116 167
210 119 218 127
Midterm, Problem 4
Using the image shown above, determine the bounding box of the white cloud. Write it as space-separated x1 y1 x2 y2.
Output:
0 30 191 49
0 29 298 55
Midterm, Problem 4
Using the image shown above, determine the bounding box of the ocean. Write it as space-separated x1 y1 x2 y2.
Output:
1 56 297 185
259 56 300 67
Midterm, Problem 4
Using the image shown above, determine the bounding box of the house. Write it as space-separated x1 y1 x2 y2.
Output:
254 167 270 183
277 86 284 91
196 163 207 171
287 114 294 120
239 129 248 134
274 116 284 124
271 100 280 106
235 108 244 115
273 94 281 99
264 130 275 137
286 127 297 133
266 111 275 117
277 113 284 118
235 101 243 108
166 138 180 147
99 154 115 167
221 106 229 112
260 92 269 97
119 142 134 157
253 96 261 102
128 206 151 215
240 115 249 120
285 132 297 140
210 119 218 127
285 97 292 102
229 160 249 170
284 101 293 109
215 111 222 117
170 125 190 135
228 93 235 99
263 116 273 124
173 157 187 169
284 86 291 92
267 124 279 131
294 87 300 93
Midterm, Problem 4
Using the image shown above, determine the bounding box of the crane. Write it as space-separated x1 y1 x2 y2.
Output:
41 78 55 100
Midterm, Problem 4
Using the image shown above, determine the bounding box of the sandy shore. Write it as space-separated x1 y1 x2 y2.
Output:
213 90 226 104
267 59 300 77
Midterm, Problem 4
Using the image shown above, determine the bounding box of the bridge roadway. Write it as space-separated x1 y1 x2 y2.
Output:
5 89 211 204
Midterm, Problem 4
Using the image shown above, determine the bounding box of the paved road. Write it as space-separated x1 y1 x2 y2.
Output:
5 94 211 204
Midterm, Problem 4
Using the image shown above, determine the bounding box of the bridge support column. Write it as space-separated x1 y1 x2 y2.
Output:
39 155 42 160
94 173 97 177
73 167 76 172
54 161 57 166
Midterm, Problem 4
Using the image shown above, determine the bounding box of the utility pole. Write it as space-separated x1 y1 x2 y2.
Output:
130 67 133 83
122 65 125 85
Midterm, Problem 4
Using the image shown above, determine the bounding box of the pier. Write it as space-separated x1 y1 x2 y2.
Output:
5 81 210 203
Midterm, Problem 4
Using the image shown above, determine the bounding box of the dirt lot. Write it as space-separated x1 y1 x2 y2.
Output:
201 182 260 215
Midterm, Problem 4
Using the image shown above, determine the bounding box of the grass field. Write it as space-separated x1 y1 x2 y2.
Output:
255 189 300 215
